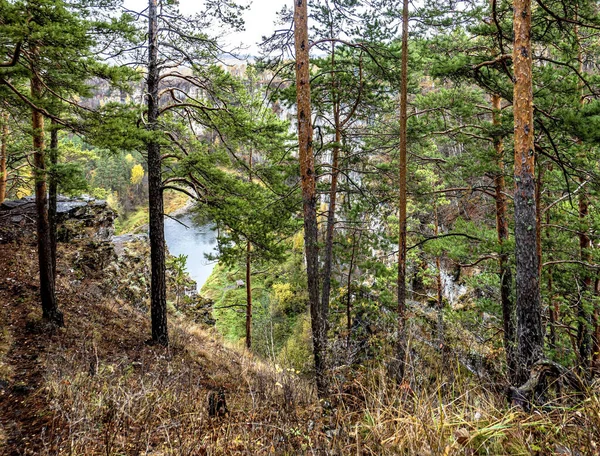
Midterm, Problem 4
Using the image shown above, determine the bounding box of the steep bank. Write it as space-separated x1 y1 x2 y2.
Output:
0 199 321 454
1 198 599 455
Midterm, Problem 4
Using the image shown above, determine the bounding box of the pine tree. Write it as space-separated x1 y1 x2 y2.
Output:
293 0 327 397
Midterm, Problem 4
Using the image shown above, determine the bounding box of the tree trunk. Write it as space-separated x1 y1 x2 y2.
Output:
546 210 557 352
434 201 445 362
577 184 592 373
294 0 327 397
147 0 168 346
245 240 252 349
49 125 58 278
395 0 409 382
492 94 518 384
245 149 253 350
0 112 8 204
513 0 543 385
31 70 63 326
321 40 340 331
346 230 361 347
574 27 592 375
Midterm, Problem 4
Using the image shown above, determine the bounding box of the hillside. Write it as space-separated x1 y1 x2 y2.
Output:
1 202 599 455
0 237 325 454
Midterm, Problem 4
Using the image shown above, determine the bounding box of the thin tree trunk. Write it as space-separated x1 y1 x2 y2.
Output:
546 210 557 351
434 201 445 360
147 0 168 345
513 0 543 385
321 39 340 329
49 124 58 278
0 112 8 204
245 149 253 350
577 185 592 373
31 69 63 326
574 26 592 374
395 0 409 382
294 0 327 397
492 94 518 384
245 240 252 349
346 230 361 347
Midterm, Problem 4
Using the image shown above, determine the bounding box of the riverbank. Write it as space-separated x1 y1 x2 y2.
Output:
114 191 190 234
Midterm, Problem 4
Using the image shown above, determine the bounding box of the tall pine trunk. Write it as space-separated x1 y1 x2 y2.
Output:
31 69 63 326
294 0 327 397
492 94 517 384
147 0 168 345
0 112 7 204
395 0 409 382
513 0 543 385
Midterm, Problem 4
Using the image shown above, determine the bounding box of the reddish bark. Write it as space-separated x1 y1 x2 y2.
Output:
294 0 327 396
513 0 543 385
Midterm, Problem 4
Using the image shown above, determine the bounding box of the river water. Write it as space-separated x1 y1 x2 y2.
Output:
163 212 218 291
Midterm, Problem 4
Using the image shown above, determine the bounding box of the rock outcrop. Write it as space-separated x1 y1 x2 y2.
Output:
0 196 215 326
0 196 115 244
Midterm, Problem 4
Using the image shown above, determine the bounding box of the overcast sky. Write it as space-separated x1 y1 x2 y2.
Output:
123 0 290 56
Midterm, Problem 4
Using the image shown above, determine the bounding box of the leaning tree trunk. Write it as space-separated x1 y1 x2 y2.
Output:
395 0 410 382
49 124 58 278
513 0 543 386
0 112 8 204
31 69 63 326
492 94 518 384
147 0 168 345
294 0 327 397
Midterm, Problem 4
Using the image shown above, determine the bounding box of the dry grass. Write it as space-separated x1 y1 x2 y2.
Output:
2 242 600 455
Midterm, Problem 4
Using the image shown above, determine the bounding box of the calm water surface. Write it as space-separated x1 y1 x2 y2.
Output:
164 213 218 290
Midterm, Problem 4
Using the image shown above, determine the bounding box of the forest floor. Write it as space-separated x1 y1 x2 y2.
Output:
1 239 600 454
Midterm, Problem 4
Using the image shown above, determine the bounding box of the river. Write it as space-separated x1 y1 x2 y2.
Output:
163 212 218 291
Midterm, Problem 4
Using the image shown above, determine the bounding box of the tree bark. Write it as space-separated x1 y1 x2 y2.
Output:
294 0 327 397
147 0 168 346
49 124 58 278
513 0 543 385
0 112 8 204
31 69 63 326
492 94 518 384
395 0 409 382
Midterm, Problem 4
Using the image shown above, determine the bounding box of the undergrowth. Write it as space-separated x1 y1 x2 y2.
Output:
1 243 600 454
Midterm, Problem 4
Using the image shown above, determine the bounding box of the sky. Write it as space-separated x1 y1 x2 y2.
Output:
123 0 290 56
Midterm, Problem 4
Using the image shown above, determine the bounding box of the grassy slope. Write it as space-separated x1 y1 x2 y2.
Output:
1 241 600 454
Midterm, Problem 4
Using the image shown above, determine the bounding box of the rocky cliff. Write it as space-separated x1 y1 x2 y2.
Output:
0 196 214 325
